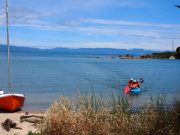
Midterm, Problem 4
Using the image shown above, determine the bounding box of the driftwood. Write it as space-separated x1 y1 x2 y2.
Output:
1 119 22 132
20 115 44 123
1 114 44 132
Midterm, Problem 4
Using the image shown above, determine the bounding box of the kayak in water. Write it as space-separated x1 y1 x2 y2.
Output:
123 78 144 94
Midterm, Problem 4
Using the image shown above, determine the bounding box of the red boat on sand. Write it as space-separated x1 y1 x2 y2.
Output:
0 93 25 111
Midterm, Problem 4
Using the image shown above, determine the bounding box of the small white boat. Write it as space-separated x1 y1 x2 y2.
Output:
169 56 175 59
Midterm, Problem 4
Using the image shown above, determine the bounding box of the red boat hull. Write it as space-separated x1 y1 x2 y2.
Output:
0 94 25 112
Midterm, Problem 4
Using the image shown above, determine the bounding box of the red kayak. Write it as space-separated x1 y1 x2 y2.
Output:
124 85 130 93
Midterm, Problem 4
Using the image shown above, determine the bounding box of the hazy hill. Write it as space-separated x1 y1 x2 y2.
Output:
0 44 159 55
48 48 158 55
0 44 41 53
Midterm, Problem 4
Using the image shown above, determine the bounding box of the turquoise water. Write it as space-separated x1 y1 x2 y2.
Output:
0 52 180 110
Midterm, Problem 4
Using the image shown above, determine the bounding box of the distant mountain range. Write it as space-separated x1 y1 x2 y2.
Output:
0 44 160 55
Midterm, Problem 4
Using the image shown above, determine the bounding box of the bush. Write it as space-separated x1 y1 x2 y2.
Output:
176 46 180 59
40 95 180 135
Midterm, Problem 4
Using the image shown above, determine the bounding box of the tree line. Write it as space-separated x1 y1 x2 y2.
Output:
140 47 180 59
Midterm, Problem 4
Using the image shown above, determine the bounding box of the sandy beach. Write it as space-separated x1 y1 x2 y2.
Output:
0 111 44 135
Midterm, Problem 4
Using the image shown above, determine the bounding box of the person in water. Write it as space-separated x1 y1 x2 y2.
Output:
128 78 133 84
128 79 140 89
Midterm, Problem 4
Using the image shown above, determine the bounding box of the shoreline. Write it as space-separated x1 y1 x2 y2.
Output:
0 109 46 113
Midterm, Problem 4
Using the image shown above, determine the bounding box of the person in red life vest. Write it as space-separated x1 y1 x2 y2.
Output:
128 78 133 84
128 79 140 89
136 80 140 88
132 80 140 88
128 78 133 88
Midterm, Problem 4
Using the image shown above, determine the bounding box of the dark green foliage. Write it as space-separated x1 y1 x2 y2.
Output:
176 47 180 52
151 51 175 59
175 46 180 59
141 47 180 59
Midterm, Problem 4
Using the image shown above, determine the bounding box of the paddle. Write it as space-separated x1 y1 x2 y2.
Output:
139 77 144 83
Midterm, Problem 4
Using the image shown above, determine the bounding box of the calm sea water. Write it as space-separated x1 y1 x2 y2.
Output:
0 52 180 110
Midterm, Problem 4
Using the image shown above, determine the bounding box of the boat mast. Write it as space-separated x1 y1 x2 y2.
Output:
5 0 12 93
172 40 174 52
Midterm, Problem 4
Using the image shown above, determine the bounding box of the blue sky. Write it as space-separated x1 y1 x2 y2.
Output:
0 0 180 50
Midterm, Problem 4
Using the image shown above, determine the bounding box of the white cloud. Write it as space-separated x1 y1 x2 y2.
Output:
79 18 180 28
1 16 179 50
0 5 55 25
0 0 179 50
41 0 145 14
6 16 180 41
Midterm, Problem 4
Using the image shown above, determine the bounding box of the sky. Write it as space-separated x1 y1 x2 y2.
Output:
0 0 180 50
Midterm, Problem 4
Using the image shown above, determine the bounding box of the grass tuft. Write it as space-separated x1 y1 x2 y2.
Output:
40 94 180 135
